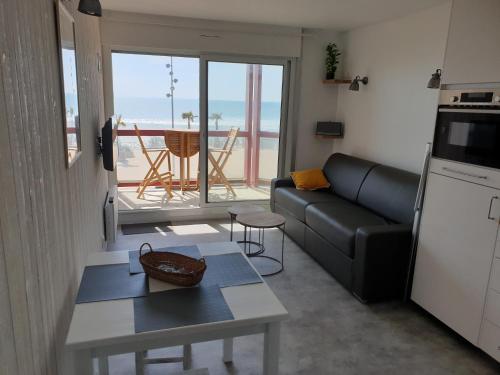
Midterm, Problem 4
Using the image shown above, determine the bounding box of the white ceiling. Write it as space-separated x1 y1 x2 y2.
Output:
101 0 449 30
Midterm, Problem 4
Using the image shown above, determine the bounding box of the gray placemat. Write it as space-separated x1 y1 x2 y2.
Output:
201 253 262 288
129 245 201 274
76 264 148 304
121 222 172 235
133 285 234 333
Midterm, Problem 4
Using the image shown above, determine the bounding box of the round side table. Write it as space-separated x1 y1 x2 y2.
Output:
236 212 286 276
227 205 266 255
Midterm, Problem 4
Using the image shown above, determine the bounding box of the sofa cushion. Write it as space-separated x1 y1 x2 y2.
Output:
322 153 377 202
274 187 338 222
305 198 388 258
357 165 419 224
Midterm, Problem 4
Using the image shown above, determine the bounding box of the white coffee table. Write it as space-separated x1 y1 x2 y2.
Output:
65 242 288 375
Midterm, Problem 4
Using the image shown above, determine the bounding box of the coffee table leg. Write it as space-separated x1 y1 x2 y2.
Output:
281 223 285 271
223 338 233 363
98 356 109 375
249 227 252 255
263 322 280 375
74 349 93 375
183 344 192 370
243 226 247 254
230 214 234 241
135 352 145 375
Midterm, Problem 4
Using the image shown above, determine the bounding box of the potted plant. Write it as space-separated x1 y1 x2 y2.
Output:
325 43 341 80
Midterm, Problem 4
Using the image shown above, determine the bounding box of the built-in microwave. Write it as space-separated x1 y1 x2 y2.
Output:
432 89 500 169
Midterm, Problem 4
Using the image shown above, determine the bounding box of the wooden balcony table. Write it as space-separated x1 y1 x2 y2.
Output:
164 129 200 193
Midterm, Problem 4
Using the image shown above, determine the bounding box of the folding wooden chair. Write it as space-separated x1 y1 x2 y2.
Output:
134 124 174 199
208 127 239 195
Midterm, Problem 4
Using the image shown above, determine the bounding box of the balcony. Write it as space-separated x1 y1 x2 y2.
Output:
116 127 279 211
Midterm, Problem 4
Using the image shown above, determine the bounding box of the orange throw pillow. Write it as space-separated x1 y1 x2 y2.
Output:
290 168 331 191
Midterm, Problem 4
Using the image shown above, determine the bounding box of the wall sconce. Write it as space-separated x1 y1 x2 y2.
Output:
349 76 368 91
427 69 441 89
78 0 102 17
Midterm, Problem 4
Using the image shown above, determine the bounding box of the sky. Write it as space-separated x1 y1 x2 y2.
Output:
112 52 283 102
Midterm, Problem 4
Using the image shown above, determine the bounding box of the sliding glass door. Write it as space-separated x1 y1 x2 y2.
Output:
200 56 289 205
111 52 201 210
109 51 289 211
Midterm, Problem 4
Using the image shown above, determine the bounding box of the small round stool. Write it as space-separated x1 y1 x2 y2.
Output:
227 205 266 255
236 212 286 276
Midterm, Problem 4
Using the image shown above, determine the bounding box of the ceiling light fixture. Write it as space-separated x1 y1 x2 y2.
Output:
349 76 368 91
427 69 442 89
78 0 102 17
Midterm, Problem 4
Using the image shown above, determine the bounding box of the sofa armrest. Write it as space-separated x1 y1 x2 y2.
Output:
352 224 412 302
270 177 295 211
271 177 295 189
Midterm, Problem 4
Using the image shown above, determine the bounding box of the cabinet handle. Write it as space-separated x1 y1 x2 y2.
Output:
488 196 498 220
442 167 488 180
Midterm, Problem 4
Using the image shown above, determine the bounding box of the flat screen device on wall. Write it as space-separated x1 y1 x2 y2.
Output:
316 122 344 137
102 117 119 172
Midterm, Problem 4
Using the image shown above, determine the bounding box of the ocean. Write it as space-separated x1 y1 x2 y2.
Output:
114 97 282 131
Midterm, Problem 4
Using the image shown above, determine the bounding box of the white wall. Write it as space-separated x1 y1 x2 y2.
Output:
101 11 302 57
334 2 452 173
294 29 343 170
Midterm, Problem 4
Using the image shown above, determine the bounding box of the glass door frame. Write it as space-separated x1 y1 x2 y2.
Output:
199 54 291 208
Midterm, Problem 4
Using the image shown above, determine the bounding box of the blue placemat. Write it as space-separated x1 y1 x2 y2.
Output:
129 245 202 274
201 253 262 288
76 264 148 304
133 285 234 332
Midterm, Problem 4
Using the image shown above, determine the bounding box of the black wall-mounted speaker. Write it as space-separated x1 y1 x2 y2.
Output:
316 122 344 137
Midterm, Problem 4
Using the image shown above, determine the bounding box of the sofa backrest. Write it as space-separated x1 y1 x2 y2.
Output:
322 153 377 202
357 165 420 224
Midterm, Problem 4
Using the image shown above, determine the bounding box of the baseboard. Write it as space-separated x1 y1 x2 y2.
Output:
118 206 231 225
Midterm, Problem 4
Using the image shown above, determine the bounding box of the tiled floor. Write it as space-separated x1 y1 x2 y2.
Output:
106 219 500 375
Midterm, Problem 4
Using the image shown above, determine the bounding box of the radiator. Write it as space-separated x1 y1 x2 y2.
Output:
104 186 118 243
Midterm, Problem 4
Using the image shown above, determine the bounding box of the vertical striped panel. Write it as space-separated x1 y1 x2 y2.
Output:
0 0 108 373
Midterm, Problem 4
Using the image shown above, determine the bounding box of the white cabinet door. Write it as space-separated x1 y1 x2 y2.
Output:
412 172 499 344
442 0 500 85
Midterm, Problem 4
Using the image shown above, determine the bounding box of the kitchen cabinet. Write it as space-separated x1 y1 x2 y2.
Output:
442 0 500 85
412 170 500 344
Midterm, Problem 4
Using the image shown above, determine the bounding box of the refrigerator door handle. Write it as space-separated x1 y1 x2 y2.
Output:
405 142 432 301
414 144 432 212
488 196 498 221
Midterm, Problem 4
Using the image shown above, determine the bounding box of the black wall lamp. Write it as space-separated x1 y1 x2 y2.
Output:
349 76 368 91
78 0 102 17
427 69 441 89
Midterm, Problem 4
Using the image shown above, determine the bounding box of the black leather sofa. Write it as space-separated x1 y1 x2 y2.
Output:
271 153 419 302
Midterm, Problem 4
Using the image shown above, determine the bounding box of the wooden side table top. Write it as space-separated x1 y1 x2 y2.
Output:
236 212 286 229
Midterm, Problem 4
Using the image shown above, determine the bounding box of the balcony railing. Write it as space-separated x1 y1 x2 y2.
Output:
116 128 279 189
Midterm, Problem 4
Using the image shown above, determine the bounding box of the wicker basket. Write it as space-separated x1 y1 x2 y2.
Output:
139 243 206 286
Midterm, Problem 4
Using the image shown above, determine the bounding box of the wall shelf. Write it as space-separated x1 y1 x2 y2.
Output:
323 79 352 84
